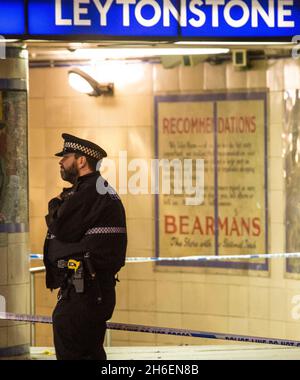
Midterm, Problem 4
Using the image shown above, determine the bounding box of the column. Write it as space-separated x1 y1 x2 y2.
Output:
0 46 30 359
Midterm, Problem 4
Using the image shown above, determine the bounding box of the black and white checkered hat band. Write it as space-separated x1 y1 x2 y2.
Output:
47 227 126 240
64 142 103 160
85 227 127 235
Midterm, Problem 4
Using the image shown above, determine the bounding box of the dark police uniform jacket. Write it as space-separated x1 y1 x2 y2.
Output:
43 171 127 291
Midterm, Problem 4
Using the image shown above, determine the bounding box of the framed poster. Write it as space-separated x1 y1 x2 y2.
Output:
284 89 300 275
154 92 268 271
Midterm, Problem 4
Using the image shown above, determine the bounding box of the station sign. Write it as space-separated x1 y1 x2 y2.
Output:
2 0 300 40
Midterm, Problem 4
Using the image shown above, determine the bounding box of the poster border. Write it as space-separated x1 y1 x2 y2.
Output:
285 90 300 275
154 91 268 271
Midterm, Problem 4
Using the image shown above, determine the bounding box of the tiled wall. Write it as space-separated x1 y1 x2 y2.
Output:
29 57 300 347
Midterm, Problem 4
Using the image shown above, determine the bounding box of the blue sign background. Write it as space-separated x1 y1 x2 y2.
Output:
28 0 179 37
0 0 25 34
182 0 300 37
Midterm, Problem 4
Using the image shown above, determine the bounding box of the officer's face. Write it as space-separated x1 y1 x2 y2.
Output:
59 154 79 184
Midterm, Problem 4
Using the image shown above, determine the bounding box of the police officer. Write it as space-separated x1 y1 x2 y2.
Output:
43 134 127 360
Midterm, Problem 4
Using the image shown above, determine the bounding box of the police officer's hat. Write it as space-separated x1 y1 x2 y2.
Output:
55 133 107 160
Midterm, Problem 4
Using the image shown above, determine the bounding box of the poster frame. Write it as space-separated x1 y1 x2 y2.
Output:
154 91 268 271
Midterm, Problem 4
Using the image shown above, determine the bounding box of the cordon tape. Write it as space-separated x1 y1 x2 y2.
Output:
30 252 300 263
0 312 300 348
25 251 300 350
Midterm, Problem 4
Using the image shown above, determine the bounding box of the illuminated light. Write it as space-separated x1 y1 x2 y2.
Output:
73 47 229 60
68 68 114 97
175 41 294 46
0 39 19 43
68 71 94 94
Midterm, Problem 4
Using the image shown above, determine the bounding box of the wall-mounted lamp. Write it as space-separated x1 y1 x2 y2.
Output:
68 68 114 97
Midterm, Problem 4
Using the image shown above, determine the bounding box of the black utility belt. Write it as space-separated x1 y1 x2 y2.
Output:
57 253 96 279
57 258 82 272
56 254 100 302
57 259 85 294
